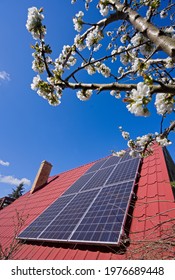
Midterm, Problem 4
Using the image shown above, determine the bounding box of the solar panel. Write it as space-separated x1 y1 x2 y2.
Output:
101 155 121 168
62 172 95 196
106 157 140 185
69 181 134 244
18 155 141 245
81 166 115 191
85 158 108 174
39 189 99 241
18 194 75 239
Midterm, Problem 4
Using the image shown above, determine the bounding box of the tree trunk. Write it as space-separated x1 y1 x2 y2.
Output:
114 1 175 60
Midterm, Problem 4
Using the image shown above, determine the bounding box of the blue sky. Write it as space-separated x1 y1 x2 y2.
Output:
0 0 175 197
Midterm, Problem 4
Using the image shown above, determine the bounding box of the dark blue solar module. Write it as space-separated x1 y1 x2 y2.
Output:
18 155 141 245
18 194 75 239
39 189 99 240
62 172 95 196
85 158 108 174
81 166 115 191
101 156 121 168
70 181 134 244
106 158 140 185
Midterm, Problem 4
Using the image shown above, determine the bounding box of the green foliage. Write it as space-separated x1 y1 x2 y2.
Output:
8 183 25 199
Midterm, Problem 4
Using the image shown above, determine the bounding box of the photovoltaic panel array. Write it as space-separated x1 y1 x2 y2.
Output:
70 182 133 243
18 152 141 245
18 194 75 239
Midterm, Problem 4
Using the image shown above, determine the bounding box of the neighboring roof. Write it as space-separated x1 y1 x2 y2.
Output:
0 144 175 260
0 196 15 210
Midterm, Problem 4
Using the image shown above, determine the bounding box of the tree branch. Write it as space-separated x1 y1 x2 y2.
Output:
57 80 175 94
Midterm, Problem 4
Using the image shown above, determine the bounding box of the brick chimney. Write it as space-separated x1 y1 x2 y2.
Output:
30 160 52 194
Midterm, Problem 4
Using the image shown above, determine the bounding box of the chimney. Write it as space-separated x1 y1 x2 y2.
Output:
30 160 52 194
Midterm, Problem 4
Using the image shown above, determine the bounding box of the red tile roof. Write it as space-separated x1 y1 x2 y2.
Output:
0 145 175 260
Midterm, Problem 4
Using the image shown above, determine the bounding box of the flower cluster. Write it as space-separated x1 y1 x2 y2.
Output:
85 27 103 51
31 75 62 106
96 62 111 77
32 51 45 73
73 11 84 32
131 33 155 56
83 63 96 75
74 34 86 51
76 89 93 101
115 128 173 159
112 150 126 157
110 90 121 99
155 93 174 115
126 83 151 116
27 4 175 152
119 126 130 140
54 45 76 77
26 7 46 40
156 135 172 146
97 0 117 16
132 58 150 75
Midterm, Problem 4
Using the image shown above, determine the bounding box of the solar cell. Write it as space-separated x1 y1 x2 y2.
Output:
70 181 134 244
81 166 115 191
106 158 140 185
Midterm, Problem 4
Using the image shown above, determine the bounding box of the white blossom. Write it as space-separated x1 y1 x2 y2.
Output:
26 7 46 40
127 101 150 117
164 27 174 33
135 134 153 150
156 136 172 146
113 150 126 157
118 67 124 74
73 11 84 32
120 52 130 65
131 82 150 99
155 93 174 115
77 89 93 101
111 49 118 62
131 33 144 46
129 150 138 157
120 34 128 44
126 82 151 116
98 1 111 16
86 27 103 50
131 59 150 74
84 63 96 75
31 75 41 90
99 63 111 77
74 34 86 51
110 90 121 99
160 10 168 18
165 57 174 68
122 131 130 140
